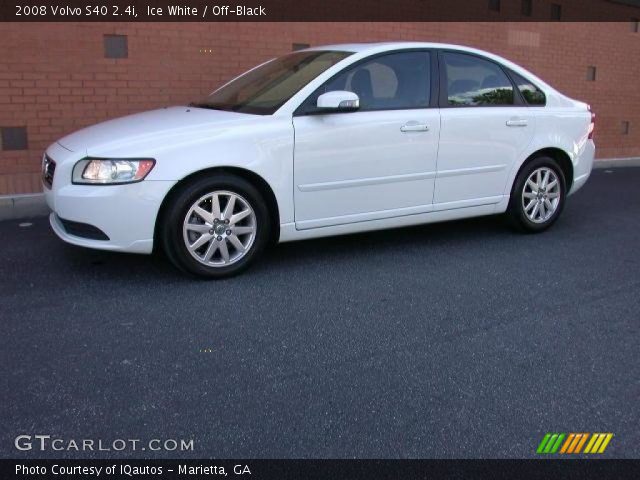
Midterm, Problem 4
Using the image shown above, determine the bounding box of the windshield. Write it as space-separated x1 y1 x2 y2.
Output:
192 50 352 115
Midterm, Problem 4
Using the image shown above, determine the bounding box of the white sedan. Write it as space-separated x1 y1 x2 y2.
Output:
43 42 595 277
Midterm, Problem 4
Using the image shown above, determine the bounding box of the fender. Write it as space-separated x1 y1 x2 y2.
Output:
88 113 296 226
502 107 592 198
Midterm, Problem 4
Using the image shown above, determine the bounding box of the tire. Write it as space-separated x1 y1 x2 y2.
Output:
162 173 271 278
507 155 567 233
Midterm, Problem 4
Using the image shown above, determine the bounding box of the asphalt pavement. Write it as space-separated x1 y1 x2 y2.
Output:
1 168 639 459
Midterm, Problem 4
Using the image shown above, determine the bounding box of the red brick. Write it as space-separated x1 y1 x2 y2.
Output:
0 18 638 194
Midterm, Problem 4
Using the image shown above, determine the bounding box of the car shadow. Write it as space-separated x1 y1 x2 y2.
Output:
257 214 514 272
53 214 512 282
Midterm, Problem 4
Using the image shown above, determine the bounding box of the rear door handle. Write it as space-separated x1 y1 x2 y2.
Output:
506 118 528 127
400 122 429 133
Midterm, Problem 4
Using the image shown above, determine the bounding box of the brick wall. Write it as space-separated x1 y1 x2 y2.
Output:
0 20 639 195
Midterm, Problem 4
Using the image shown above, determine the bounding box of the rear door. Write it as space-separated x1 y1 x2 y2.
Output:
434 50 536 207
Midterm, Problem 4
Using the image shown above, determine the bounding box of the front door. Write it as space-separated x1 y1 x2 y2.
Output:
292 51 439 230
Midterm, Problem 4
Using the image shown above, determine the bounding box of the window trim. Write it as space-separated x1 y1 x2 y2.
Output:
437 49 525 109
293 49 439 117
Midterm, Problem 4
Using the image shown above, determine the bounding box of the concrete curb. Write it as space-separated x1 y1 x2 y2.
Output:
1 157 639 221
594 157 640 168
0 193 49 221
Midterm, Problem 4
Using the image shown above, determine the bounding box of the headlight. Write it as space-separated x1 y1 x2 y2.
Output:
72 158 155 185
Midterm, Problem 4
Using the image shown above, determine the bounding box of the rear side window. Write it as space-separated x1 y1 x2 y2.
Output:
509 70 546 106
307 51 431 112
443 52 514 107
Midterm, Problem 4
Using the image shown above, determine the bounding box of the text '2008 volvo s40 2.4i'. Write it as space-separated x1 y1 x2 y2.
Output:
43 42 595 278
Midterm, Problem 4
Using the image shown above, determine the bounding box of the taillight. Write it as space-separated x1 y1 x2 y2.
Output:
588 105 595 139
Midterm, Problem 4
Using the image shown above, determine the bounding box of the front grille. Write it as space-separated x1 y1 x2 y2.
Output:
42 155 56 189
58 216 110 241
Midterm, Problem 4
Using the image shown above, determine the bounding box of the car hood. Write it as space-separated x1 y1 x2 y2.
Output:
57 106 259 156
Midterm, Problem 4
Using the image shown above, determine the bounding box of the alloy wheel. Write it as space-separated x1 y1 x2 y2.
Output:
521 167 561 224
182 190 257 267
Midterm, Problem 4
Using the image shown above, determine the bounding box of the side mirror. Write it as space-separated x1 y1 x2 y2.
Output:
316 91 360 112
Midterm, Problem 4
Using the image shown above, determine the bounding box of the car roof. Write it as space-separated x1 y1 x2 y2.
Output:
304 42 558 97
306 41 488 54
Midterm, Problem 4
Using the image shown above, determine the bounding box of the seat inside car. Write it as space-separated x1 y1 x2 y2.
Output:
396 70 428 107
449 79 478 96
350 69 374 107
481 74 501 89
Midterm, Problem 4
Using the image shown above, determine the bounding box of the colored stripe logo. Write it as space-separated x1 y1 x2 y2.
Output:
537 433 613 454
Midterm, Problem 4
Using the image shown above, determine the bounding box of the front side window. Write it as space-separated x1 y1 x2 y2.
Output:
509 70 546 106
304 51 431 112
193 50 351 115
443 52 514 107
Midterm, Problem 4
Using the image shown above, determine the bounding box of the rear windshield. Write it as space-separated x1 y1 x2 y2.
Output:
192 51 352 115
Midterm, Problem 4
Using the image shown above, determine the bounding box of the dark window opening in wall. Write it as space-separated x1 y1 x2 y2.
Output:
292 43 310 51
632 19 640 32
521 0 532 16
621 121 630 135
488 0 500 12
586 66 597 81
551 3 562 20
104 34 128 59
1 127 28 151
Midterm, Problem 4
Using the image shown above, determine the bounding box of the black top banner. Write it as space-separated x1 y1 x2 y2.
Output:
2 0 640 22
3 459 640 480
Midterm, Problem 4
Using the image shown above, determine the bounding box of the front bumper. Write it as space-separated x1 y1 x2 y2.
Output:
49 212 155 254
44 143 176 254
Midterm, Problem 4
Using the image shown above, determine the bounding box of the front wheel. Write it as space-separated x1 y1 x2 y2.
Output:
507 156 567 233
162 174 271 278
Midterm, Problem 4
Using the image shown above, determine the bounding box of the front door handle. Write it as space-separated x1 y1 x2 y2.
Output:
400 122 430 133
506 118 528 127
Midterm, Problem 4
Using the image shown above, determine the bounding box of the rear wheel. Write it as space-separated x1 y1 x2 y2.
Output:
508 156 566 232
162 174 270 278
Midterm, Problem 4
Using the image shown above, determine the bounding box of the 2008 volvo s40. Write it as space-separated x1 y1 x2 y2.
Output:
44 43 595 277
